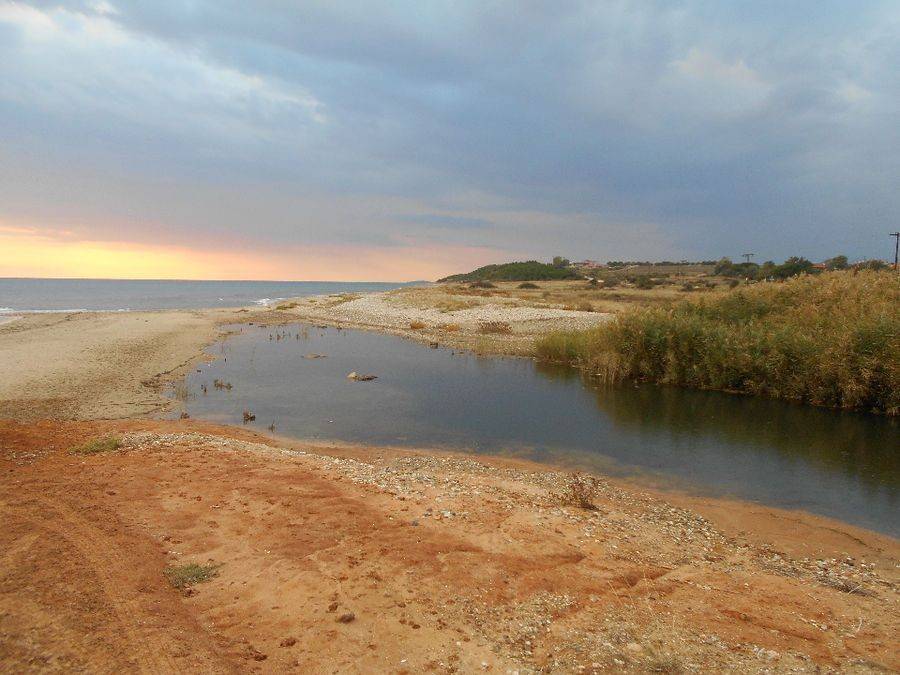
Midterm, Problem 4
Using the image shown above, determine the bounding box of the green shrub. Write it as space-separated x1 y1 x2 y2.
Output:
535 271 899 414
439 260 582 282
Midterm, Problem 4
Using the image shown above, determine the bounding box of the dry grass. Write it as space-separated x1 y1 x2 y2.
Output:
276 301 299 310
172 381 191 401
409 320 427 330
319 293 361 308
438 323 461 332
559 472 601 510
431 279 716 314
478 321 513 335
537 271 900 414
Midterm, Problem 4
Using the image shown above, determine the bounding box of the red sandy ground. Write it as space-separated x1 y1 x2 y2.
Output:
1 419 897 673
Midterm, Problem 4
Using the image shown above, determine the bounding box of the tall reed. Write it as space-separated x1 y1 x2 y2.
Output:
536 271 899 414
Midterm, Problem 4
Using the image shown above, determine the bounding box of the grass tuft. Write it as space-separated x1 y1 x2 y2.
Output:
69 436 120 455
164 562 221 591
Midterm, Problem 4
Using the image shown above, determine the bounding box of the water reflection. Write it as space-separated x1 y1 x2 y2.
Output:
536 362 899 496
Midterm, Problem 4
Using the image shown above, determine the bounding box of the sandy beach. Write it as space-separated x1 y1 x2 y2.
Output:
1 296 898 673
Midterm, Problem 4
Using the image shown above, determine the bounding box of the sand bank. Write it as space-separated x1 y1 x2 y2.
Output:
0 309 236 420
270 287 612 354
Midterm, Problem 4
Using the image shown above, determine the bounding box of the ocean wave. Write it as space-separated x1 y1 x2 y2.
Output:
254 297 287 306
3 308 89 314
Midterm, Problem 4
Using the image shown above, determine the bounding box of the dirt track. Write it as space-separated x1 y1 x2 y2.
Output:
2 419 897 673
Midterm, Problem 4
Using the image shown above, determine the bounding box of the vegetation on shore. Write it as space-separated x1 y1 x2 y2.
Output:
536 271 899 414
438 259 581 282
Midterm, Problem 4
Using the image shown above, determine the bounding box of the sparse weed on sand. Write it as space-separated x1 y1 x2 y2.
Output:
164 562 221 592
409 320 427 330
69 436 121 455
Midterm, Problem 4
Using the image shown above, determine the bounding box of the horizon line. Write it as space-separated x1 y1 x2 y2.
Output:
0 276 431 284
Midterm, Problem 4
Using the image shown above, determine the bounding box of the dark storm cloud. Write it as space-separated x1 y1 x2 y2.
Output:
1 0 898 262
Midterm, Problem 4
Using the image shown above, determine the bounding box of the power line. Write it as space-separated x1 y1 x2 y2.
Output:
741 253 755 264
891 232 899 271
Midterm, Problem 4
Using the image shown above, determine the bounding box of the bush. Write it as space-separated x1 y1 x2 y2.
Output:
469 280 496 289
536 271 900 414
576 301 594 312
409 320 427 329
517 282 540 289
439 260 582 283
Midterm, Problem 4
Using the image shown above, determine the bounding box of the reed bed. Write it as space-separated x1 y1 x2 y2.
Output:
536 271 899 414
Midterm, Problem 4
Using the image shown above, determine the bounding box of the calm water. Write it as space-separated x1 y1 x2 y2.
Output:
0 278 417 312
176 323 899 536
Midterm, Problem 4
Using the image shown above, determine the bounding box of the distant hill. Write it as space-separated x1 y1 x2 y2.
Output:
438 261 582 283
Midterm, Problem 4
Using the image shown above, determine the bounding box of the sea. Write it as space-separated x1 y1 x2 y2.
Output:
0 278 420 313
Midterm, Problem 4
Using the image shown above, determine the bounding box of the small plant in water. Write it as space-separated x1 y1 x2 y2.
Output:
560 471 601 510
69 436 120 455
242 410 256 423
164 562 221 592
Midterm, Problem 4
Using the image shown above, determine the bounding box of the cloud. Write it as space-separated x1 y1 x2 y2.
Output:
395 214 493 230
1 0 899 277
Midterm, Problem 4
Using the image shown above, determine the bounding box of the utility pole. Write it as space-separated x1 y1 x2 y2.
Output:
891 232 899 271
742 253 755 264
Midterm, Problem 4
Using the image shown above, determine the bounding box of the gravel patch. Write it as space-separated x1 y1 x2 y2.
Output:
285 292 611 335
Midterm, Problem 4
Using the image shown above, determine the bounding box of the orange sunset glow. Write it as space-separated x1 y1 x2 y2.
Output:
0 228 500 282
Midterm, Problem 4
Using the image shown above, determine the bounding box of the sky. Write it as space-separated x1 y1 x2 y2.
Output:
1 1 898 281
